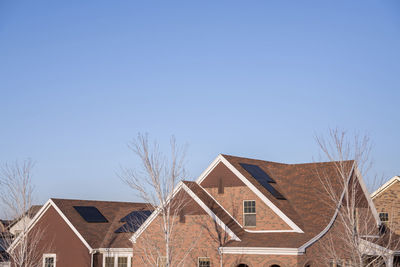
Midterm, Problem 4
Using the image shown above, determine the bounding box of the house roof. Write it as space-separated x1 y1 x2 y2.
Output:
197 154 357 248
371 176 400 199
51 198 150 249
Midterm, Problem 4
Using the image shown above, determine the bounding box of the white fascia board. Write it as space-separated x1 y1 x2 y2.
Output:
48 199 93 251
354 166 381 225
196 154 303 233
195 154 223 184
181 183 240 241
130 182 184 243
371 176 400 199
7 199 52 253
219 247 303 255
298 162 355 251
198 169 299 234
130 181 241 243
359 238 394 255
218 155 303 233
8 199 93 253
97 248 132 253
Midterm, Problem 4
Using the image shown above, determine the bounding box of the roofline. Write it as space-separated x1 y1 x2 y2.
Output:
130 181 241 243
298 162 355 251
371 176 400 199
196 154 304 233
7 199 93 253
298 162 381 251
219 246 304 255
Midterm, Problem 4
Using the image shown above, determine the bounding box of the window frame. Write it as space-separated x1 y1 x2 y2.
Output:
243 200 256 227
104 256 115 267
102 252 132 267
379 212 389 222
117 256 128 267
198 257 211 267
42 253 56 267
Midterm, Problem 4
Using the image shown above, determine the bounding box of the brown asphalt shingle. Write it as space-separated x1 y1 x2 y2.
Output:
51 198 150 248
191 155 355 248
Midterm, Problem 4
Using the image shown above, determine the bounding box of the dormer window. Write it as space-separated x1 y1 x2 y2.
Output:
243 200 256 227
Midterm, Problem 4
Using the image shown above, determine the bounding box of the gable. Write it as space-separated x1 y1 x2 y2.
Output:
197 155 303 233
30 205 91 263
200 162 292 231
372 177 400 200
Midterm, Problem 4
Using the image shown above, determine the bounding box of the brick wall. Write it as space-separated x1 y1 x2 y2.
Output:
373 180 400 235
201 162 291 231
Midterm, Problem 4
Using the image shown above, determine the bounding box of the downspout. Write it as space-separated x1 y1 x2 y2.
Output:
90 249 98 267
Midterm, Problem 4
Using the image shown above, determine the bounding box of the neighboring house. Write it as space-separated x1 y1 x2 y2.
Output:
131 154 398 267
8 205 42 236
8 198 150 267
0 220 13 266
1 206 41 267
372 176 400 235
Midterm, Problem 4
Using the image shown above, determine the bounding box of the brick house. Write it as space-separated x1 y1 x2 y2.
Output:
8 198 150 267
131 154 399 267
372 176 400 235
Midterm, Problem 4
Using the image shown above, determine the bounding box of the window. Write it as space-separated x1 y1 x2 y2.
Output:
43 254 56 267
157 256 167 267
105 257 115 267
243 200 256 227
379 212 389 222
118 257 128 267
198 257 210 267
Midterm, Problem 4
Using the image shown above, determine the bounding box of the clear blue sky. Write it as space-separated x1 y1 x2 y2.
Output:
0 1 399 205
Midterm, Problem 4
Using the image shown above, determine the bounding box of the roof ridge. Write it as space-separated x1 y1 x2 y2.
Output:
50 198 148 205
222 153 355 166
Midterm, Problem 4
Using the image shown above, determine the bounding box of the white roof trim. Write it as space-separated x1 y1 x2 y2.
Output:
198 169 298 233
8 199 93 253
196 154 303 233
359 238 395 255
130 181 241 243
130 181 184 243
371 176 400 199
354 166 380 225
219 246 304 255
97 248 132 253
181 183 240 241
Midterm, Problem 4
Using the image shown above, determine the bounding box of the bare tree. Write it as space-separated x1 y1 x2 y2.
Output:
315 129 400 267
193 190 239 267
0 159 47 267
121 134 200 267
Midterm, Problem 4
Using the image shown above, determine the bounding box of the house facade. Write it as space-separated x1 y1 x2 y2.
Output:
372 176 400 235
131 154 396 267
8 199 150 267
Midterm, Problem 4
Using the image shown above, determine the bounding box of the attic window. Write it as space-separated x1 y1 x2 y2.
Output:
379 212 389 222
243 200 256 227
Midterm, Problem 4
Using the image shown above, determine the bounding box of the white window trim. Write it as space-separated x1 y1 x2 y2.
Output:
198 257 210 267
243 200 256 227
42 253 56 267
379 212 389 222
102 252 132 267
